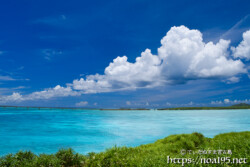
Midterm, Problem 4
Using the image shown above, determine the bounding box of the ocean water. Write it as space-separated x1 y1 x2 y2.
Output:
0 107 249 155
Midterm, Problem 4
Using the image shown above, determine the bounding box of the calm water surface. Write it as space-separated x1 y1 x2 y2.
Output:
0 107 249 155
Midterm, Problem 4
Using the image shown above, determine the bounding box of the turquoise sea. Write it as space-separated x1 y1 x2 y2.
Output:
0 107 249 155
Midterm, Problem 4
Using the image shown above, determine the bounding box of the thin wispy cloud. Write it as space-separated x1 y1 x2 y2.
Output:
32 14 84 29
0 75 29 82
33 15 67 26
0 76 16 81
0 68 30 82
220 14 250 42
41 49 63 61
0 86 28 95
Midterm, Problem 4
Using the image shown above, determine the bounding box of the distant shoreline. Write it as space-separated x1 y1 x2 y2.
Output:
0 103 250 110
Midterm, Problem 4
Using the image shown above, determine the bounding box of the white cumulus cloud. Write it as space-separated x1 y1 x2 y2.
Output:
25 85 80 100
0 92 23 103
158 26 246 83
211 98 250 105
72 49 162 93
232 30 250 60
72 26 247 93
0 85 80 103
1 26 249 103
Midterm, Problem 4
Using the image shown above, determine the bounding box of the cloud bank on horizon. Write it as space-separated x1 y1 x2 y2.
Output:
1 25 250 103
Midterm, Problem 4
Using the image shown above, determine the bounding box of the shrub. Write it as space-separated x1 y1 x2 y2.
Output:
0 131 249 167
55 148 86 167
34 154 61 167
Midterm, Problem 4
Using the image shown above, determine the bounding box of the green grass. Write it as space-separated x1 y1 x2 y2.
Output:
0 131 249 166
158 103 250 110
1 103 250 111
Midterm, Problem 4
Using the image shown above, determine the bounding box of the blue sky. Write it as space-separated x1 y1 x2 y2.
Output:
0 0 250 108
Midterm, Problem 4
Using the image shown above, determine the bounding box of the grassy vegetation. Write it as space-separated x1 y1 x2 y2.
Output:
1 103 250 111
159 103 250 110
0 131 249 166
